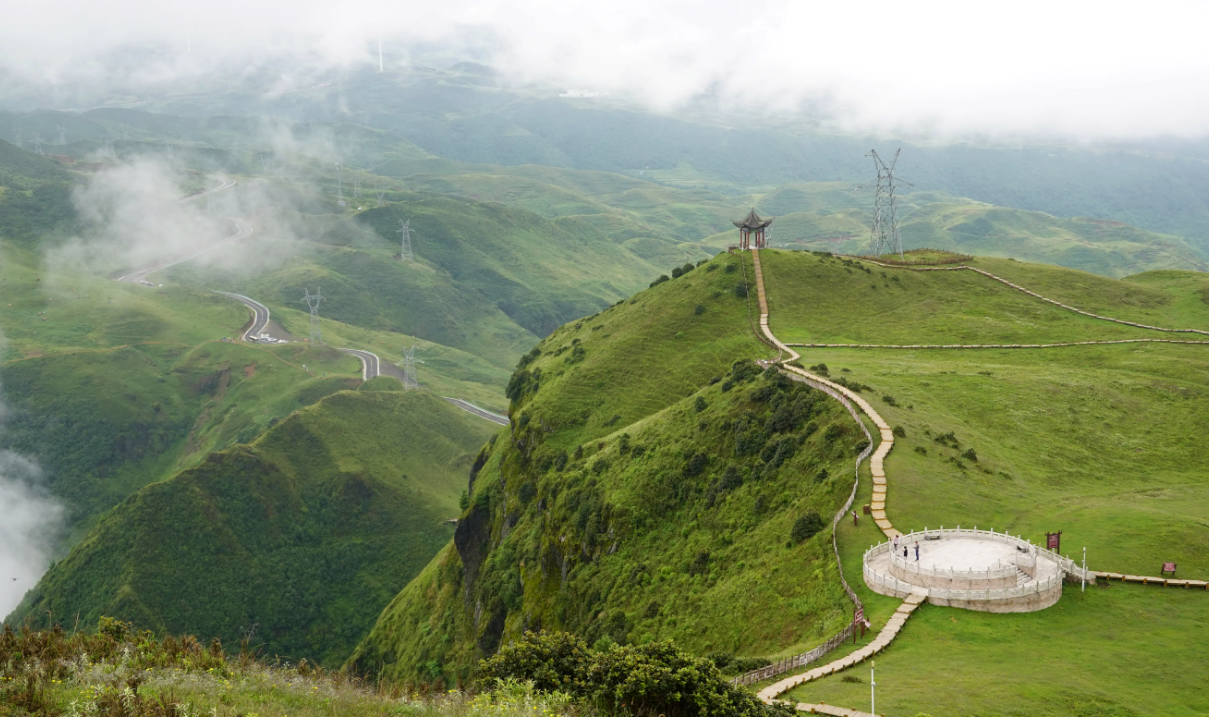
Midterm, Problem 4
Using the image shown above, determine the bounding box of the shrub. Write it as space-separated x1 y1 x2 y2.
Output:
809 363 829 376
688 551 710 575
733 283 748 298
914 446 927 455
791 511 825 543
671 266 686 278
683 452 709 477
893 425 906 438
694 304 706 315
962 448 979 462
719 465 744 491
459 490 470 511
694 396 708 413
650 274 670 287
882 394 899 407
724 263 737 274
554 450 569 471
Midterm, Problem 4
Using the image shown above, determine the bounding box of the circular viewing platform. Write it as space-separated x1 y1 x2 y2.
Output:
863 528 1090 613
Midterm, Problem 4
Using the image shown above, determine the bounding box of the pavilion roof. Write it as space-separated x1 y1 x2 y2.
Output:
732 208 774 230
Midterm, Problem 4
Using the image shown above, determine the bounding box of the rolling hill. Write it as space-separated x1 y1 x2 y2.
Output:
348 249 1209 715
7 388 498 666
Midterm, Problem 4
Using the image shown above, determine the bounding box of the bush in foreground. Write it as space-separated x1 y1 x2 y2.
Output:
480 632 793 717
0 620 578 717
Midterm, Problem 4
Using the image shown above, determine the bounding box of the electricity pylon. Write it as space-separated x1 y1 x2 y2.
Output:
397 219 414 262
302 287 324 344
57 126 66 145
856 149 913 259
376 190 385 207
398 345 421 390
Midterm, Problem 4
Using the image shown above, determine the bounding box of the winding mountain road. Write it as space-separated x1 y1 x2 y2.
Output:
442 398 509 425
339 348 382 380
116 179 248 285
211 291 271 341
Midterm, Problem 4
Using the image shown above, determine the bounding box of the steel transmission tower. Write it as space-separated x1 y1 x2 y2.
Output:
32 134 44 155
11 125 21 149
398 345 420 391
858 149 912 259
336 164 344 206
376 190 385 207
397 219 414 262
57 126 66 145
301 287 325 344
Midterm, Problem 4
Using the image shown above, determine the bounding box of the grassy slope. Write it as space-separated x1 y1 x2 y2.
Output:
747 250 1209 715
348 253 886 684
7 389 497 666
704 184 1209 277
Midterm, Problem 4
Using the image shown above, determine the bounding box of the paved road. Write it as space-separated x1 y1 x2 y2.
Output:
212 291 272 342
117 218 253 285
444 397 509 425
180 177 236 203
116 179 247 285
339 348 381 380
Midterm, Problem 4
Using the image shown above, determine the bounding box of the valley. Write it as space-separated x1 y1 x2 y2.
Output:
1 67 1207 717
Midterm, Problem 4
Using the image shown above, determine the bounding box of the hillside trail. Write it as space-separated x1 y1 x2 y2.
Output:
750 248 917 714
747 249 1209 713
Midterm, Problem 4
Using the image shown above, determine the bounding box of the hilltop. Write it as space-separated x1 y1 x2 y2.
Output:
349 248 1209 715
8 388 497 666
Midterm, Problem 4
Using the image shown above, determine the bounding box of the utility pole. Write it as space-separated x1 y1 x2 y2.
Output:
397 219 414 262
1082 547 1087 593
398 345 419 390
857 149 912 260
302 287 324 344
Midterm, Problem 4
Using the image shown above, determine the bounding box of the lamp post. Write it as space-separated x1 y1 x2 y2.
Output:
1082 547 1087 593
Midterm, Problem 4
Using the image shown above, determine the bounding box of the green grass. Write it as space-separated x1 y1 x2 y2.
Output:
759 250 1209 346
349 254 882 684
9 389 498 666
750 250 1209 714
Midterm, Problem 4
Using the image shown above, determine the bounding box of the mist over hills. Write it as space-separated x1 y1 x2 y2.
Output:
0 38 1207 716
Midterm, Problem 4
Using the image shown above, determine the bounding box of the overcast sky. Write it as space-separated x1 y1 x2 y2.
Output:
2 0 1208 137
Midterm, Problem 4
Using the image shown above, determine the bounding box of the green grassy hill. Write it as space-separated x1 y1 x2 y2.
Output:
349 249 1209 714
7 389 498 666
348 253 873 684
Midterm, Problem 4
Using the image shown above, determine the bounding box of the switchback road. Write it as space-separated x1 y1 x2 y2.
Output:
443 397 509 425
339 348 381 380
212 291 271 342
116 178 247 285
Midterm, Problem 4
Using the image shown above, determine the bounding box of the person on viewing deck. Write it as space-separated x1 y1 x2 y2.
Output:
915 542 920 561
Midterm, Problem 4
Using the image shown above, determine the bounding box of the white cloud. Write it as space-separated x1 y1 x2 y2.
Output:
2 2 1209 137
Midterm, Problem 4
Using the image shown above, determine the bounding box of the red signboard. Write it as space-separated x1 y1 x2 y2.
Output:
1046 532 1061 551
1162 562 1177 575
854 607 864 624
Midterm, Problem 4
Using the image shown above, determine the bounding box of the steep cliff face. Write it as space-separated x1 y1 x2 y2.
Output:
349 253 869 685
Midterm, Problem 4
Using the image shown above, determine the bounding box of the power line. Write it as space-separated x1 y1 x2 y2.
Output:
397 218 414 263
398 345 420 391
856 149 912 260
302 287 325 344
